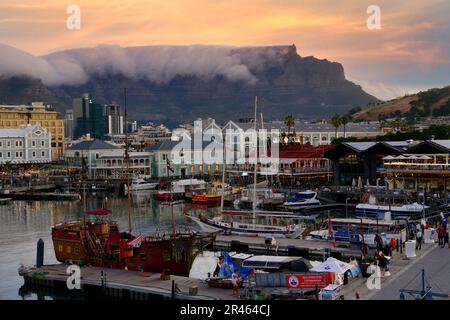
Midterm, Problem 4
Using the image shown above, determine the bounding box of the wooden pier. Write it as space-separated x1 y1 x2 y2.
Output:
20 264 237 300
0 192 81 201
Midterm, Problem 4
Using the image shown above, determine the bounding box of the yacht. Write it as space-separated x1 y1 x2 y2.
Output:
283 191 321 210
124 178 158 193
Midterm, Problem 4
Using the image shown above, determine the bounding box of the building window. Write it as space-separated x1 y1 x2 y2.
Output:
0 152 2 158
32 140 36 147
32 151 36 158
41 141 45 147
41 151 45 157
162 154 166 160
7 152 10 158
199 165 203 172
191 165 195 173
0 141 2 147
15 152 19 157
19 151 23 157
7 141 10 147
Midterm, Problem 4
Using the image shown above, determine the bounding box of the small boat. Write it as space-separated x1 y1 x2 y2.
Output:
283 191 321 210
355 194 428 218
191 193 222 206
206 277 243 289
125 178 158 193
186 213 304 238
234 188 285 208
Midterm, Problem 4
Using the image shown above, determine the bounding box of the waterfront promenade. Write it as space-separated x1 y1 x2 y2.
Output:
341 242 450 300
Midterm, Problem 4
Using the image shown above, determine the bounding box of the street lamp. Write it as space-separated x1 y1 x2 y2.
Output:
346 197 350 244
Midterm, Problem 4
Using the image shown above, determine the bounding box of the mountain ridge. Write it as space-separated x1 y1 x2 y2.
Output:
0 44 378 122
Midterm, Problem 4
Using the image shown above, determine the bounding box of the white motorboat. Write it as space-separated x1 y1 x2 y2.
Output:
124 178 158 193
283 191 321 210
356 194 428 218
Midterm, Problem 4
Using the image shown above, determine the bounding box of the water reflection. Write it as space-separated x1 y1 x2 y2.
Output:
0 190 200 300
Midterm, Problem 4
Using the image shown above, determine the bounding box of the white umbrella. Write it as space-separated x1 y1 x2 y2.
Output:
383 155 395 160
418 155 431 160
357 176 363 188
352 178 356 187
311 257 353 274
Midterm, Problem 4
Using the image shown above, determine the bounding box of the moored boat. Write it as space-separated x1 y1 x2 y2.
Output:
124 178 158 193
283 190 321 210
51 209 208 276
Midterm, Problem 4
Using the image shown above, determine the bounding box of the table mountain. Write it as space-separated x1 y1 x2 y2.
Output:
0 44 378 122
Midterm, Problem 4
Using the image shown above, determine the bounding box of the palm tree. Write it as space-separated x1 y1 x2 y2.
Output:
330 114 342 139
340 115 350 138
284 115 295 143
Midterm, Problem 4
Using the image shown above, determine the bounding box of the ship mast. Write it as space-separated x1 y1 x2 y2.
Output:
124 88 132 234
252 96 258 228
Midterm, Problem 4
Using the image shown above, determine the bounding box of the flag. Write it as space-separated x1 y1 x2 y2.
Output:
328 216 336 248
166 158 174 173
218 252 253 279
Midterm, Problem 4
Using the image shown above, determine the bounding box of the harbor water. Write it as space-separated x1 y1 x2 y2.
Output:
0 191 201 300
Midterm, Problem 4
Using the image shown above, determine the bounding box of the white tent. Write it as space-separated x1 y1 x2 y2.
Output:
357 176 363 189
383 155 395 160
311 257 353 274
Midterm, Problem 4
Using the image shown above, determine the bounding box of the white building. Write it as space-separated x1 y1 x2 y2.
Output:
0 124 52 164
96 150 151 178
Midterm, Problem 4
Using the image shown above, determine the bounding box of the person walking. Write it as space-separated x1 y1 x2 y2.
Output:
416 229 423 250
232 270 240 297
444 231 449 249
437 225 444 247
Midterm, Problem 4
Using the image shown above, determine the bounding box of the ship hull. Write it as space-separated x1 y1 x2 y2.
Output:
52 228 197 276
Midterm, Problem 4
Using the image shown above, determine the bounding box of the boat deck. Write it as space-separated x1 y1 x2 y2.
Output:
213 234 363 257
20 264 237 300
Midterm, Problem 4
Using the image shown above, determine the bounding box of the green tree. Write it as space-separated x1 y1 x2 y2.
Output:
284 115 295 143
340 115 350 138
330 114 342 139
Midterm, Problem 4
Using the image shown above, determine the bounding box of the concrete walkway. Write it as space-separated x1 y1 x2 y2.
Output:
340 242 447 300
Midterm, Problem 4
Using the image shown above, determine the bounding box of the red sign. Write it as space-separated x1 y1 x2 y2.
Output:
286 274 327 289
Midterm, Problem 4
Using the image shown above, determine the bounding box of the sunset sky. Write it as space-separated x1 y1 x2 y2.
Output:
1 0 449 99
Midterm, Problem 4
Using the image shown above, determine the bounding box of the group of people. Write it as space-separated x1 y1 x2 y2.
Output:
410 214 449 250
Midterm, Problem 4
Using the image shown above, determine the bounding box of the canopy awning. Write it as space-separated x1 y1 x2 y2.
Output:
311 257 352 274
84 208 112 215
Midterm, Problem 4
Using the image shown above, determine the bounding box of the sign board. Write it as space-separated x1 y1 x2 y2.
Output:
285 274 327 289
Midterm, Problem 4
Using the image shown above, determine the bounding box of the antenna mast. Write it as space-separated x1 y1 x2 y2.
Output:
124 88 132 234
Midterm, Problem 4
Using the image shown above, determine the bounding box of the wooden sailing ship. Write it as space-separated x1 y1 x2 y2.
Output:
51 88 212 276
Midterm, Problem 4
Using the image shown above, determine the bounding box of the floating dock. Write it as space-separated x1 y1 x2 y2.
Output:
0 192 81 201
20 264 236 300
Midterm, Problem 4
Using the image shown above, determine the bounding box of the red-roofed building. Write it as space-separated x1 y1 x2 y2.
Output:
275 144 335 186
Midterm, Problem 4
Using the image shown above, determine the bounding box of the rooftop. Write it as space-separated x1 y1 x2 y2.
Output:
0 125 43 138
66 139 119 151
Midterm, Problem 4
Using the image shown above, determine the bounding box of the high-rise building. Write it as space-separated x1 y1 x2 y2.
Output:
73 94 105 140
104 103 124 135
64 109 74 140
0 102 64 161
